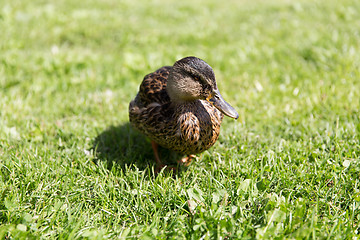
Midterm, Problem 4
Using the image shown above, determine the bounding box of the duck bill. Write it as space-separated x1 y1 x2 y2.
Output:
208 89 239 119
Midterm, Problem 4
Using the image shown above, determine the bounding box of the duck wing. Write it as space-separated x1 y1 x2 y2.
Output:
129 66 175 138
137 66 172 106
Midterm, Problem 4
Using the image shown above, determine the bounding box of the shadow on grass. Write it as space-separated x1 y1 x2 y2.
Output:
92 122 181 171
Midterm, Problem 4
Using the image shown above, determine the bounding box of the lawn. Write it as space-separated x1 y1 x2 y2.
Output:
1 0 360 238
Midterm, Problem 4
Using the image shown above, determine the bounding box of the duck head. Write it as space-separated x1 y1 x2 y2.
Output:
166 56 239 119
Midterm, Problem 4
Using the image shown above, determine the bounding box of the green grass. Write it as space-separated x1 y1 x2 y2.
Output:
1 0 360 238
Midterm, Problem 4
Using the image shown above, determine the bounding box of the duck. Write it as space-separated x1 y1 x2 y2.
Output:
129 56 239 171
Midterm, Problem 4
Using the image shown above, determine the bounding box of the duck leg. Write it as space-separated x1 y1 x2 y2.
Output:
151 141 177 173
178 154 196 167
151 141 163 170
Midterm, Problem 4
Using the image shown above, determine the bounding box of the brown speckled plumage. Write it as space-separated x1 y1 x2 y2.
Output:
129 57 238 166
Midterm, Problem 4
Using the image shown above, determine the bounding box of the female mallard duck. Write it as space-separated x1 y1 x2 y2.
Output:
129 56 238 171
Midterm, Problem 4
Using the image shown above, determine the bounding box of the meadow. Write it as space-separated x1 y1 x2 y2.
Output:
1 0 360 238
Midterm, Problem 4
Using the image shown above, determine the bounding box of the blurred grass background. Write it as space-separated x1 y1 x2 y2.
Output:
1 0 360 238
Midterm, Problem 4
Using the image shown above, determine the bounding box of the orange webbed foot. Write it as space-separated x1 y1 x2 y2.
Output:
178 154 196 167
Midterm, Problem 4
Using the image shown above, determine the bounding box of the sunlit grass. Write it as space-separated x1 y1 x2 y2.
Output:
1 0 360 238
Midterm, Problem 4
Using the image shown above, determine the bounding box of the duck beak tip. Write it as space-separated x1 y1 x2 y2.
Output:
209 90 239 120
